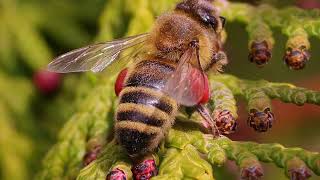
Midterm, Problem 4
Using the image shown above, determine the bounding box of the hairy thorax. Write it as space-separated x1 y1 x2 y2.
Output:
147 12 219 69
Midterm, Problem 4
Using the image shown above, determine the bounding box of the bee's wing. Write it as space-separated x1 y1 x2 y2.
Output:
48 33 148 73
162 48 207 106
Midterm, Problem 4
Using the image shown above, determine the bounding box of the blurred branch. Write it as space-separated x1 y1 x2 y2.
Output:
0 102 33 180
38 77 115 179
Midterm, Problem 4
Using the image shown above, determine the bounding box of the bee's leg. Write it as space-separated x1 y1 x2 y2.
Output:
106 141 131 180
83 145 102 166
196 104 221 137
211 51 228 73
107 167 128 180
131 154 158 180
214 51 228 65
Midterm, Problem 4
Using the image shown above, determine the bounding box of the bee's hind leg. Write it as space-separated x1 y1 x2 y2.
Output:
196 104 221 137
131 154 158 180
197 104 238 136
106 142 132 180
106 154 158 180
107 167 128 180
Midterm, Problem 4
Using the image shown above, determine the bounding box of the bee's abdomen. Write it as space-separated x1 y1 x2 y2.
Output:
115 59 178 156
125 60 175 90
119 90 173 114
115 121 161 156
117 109 164 127
116 103 169 127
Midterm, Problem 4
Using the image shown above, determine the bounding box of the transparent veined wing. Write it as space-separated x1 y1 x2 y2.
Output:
162 48 207 106
48 33 149 73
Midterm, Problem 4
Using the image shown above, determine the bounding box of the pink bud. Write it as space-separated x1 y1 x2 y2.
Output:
33 70 62 95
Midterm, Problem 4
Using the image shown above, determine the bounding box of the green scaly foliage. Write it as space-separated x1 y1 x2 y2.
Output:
0 0 320 179
39 1 320 179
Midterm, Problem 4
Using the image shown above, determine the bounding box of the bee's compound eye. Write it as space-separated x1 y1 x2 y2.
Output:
208 16 218 30
115 68 128 96
198 10 218 30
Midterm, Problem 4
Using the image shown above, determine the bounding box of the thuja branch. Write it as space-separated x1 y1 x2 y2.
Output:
155 146 214 180
39 1 155 178
262 83 320 106
38 78 115 179
77 141 132 180
38 1 320 179
233 142 319 177
40 72 320 179
211 74 320 106
211 74 320 132
75 126 320 180
167 128 320 178
244 88 274 132
214 0 320 69
208 81 238 134
0 102 33 180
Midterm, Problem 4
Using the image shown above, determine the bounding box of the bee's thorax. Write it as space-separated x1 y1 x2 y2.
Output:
148 11 221 71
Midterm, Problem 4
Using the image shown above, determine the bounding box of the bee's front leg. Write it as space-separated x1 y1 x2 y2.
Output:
211 51 228 73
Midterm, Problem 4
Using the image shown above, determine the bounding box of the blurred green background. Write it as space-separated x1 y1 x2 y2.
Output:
0 0 319 179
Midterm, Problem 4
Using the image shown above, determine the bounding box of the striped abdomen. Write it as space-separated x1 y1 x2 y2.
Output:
115 59 178 157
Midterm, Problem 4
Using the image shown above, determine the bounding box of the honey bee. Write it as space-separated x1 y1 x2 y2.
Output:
48 0 227 179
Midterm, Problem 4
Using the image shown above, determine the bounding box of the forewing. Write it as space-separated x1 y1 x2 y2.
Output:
163 49 207 106
48 33 148 73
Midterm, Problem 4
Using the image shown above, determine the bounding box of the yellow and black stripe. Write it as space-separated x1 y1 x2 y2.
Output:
115 58 178 157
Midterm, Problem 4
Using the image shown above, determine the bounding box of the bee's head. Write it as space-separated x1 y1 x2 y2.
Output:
175 0 225 33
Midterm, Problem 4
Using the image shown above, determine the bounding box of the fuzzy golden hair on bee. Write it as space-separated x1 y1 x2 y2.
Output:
175 0 228 73
148 12 206 60
146 0 227 73
175 0 225 33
